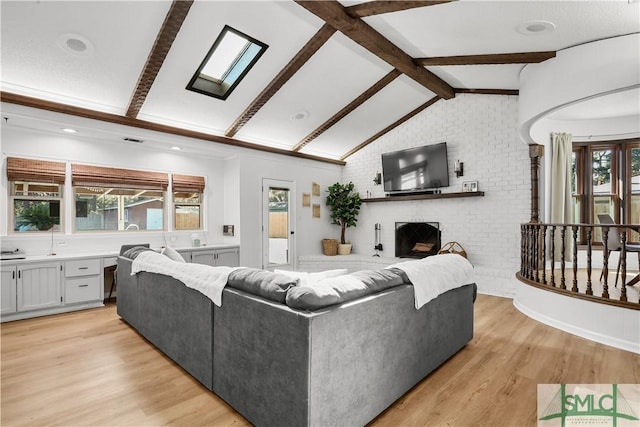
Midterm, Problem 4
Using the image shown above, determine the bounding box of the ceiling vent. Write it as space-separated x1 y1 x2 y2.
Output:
123 137 144 143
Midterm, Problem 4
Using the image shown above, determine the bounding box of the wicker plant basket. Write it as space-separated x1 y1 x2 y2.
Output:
437 241 468 258
322 239 339 256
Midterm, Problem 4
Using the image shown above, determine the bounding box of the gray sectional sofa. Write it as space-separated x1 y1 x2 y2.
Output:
116 245 476 427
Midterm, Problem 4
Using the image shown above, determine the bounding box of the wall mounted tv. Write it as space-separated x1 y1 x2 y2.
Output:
381 142 449 195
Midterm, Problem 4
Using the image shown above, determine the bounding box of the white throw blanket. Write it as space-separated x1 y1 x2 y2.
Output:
388 254 474 309
131 251 242 307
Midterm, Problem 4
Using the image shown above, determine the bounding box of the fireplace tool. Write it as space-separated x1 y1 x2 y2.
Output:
373 223 383 257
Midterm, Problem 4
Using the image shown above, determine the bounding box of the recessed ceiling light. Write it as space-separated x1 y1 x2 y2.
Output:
290 111 309 121
516 20 556 35
171 146 182 150
62 128 77 133
56 33 94 57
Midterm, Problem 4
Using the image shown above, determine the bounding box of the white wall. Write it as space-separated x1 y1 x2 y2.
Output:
1 115 342 268
236 151 344 268
341 94 530 297
519 33 640 146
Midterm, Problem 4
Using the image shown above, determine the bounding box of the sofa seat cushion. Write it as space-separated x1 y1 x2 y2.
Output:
285 269 405 311
227 268 299 303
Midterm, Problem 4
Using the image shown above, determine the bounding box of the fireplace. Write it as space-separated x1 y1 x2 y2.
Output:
395 222 441 258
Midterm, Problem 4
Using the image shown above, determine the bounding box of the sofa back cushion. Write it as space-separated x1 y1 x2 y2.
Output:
160 246 186 263
121 245 154 259
285 269 405 311
227 268 299 304
274 269 348 287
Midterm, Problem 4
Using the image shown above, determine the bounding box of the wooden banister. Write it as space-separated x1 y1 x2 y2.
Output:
517 222 640 309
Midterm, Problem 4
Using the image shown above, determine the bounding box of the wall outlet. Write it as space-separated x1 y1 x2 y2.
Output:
57 241 67 246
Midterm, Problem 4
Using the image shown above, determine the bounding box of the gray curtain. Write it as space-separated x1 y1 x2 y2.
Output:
550 132 574 259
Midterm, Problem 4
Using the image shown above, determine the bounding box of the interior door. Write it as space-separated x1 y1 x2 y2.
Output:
262 179 295 270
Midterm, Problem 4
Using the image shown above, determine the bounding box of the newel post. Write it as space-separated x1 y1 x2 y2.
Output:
529 144 544 223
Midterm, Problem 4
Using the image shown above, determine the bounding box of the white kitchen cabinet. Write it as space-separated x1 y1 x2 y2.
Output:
191 250 216 266
214 247 240 267
1 256 107 322
64 258 102 304
1 265 17 315
178 246 239 267
17 262 62 312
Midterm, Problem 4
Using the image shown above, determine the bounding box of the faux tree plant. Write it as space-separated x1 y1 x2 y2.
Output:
326 181 362 245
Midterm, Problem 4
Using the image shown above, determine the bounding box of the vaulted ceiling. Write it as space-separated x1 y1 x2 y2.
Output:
1 1 638 164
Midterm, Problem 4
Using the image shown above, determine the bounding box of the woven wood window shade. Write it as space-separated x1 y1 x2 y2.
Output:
172 174 205 193
71 164 168 190
7 157 66 184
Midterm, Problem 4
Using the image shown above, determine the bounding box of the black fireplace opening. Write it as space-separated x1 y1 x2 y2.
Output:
395 222 441 258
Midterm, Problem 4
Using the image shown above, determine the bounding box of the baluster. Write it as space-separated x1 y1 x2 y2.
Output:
550 226 556 287
524 224 529 279
520 225 525 276
585 226 593 295
601 226 609 299
527 224 533 280
572 225 579 293
531 225 540 283
541 225 547 284
620 230 628 302
560 226 567 290
522 225 528 278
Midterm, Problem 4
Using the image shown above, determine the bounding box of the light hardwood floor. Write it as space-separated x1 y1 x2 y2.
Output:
1 294 638 427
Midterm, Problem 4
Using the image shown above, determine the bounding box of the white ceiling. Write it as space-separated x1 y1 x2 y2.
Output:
1 0 639 161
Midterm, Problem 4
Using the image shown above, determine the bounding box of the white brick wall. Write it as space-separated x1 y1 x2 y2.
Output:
341 94 530 297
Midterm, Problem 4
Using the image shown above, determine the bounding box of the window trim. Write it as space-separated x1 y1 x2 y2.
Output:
572 138 640 243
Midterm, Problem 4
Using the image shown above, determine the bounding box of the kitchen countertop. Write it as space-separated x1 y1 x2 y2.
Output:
0 244 239 264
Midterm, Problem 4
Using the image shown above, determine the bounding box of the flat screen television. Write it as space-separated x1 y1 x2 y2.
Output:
381 142 449 195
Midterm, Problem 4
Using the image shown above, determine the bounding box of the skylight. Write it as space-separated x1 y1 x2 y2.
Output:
187 25 268 100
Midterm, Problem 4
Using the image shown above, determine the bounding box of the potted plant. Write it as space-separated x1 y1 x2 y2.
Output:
326 181 362 255
15 202 57 231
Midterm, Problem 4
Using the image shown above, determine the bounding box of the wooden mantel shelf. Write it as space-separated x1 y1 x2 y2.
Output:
362 191 485 203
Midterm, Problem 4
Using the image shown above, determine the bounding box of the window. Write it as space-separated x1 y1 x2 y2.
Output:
186 25 268 100
74 187 165 231
626 145 640 241
72 164 168 232
7 157 65 233
172 174 204 230
572 139 640 243
12 182 62 232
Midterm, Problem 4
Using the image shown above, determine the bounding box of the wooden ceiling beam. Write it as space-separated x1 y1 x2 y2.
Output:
293 69 402 152
295 1 455 100
341 95 441 160
346 1 453 18
126 0 193 119
1 91 345 166
415 51 556 66
225 24 336 138
455 88 519 96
